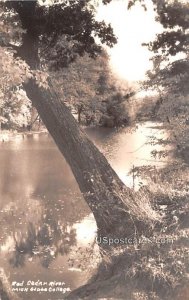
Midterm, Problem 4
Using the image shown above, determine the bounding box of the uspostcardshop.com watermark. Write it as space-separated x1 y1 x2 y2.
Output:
96 236 174 246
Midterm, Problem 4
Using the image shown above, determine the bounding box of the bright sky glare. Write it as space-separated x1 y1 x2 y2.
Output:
96 0 163 83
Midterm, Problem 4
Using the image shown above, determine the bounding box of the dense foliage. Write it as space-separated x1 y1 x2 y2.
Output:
0 0 131 130
0 1 189 300
51 51 133 126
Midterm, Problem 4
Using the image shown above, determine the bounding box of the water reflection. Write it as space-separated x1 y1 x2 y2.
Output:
0 123 169 299
86 122 170 188
0 133 94 299
9 214 77 269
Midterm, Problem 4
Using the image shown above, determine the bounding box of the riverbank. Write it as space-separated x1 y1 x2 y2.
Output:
0 129 48 142
66 161 189 300
0 120 131 143
0 122 188 300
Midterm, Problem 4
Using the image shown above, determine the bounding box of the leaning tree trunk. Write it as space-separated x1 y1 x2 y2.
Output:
23 78 155 237
10 0 155 237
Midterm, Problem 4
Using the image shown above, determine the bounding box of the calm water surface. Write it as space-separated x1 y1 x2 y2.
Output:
0 123 168 299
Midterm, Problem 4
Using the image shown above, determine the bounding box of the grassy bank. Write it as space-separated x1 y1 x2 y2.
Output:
66 161 189 300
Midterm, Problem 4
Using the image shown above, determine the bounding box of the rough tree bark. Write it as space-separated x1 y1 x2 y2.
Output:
24 78 155 237
10 1 156 238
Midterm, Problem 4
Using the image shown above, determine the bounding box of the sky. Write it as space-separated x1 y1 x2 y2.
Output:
96 0 163 83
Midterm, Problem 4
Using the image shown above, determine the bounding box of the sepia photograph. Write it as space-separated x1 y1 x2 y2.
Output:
0 0 188 299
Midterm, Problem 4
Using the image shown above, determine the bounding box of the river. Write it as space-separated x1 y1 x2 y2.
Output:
0 122 169 300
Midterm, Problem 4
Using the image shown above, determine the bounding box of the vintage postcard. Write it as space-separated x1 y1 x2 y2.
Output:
0 0 188 299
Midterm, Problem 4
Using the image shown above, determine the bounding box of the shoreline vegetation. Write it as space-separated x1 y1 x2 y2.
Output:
1 122 189 300
0 0 189 299
0 118 129 143
0 129 48 143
